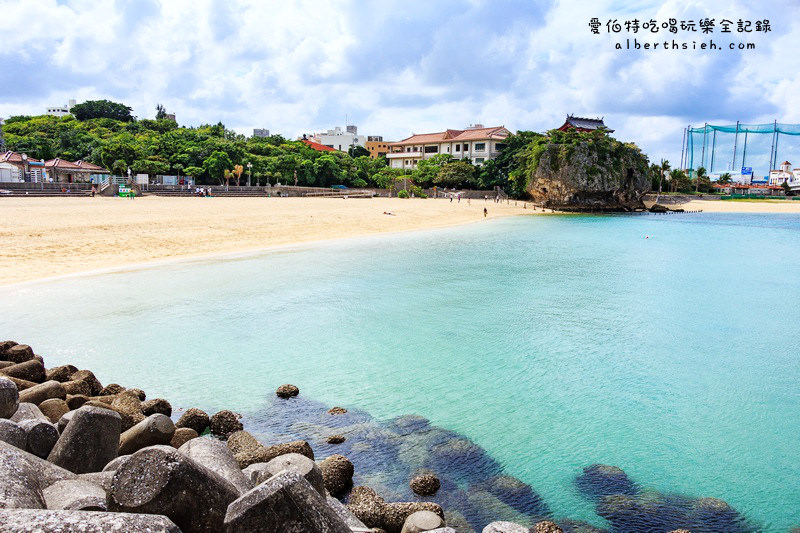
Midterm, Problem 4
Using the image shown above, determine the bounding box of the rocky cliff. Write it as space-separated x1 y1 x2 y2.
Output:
524 130 650 211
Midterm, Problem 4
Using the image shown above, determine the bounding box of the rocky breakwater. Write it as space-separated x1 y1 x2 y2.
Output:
524 129 650 212
0 340 469 532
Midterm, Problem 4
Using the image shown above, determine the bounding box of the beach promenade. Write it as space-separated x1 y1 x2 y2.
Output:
0 196 532 286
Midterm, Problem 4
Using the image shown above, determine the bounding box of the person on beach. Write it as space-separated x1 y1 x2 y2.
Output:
450 196 453 203
484 207 488 217
91 185 96 197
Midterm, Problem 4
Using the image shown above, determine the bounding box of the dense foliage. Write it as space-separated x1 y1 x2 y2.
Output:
70 100 135 122
2 111 390 187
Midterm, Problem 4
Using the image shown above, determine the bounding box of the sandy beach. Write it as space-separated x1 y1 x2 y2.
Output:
678 199 800 213
0 196 533 286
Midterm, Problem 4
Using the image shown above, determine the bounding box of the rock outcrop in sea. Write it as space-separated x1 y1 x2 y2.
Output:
524 129 650 212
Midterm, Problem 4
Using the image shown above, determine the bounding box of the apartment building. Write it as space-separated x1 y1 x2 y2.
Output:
386 125 510 170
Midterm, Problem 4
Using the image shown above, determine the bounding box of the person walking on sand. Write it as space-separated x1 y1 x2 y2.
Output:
484 207 488 218
91 185 96 197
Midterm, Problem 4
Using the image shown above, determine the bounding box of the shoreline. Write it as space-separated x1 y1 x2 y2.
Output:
0 196 535 287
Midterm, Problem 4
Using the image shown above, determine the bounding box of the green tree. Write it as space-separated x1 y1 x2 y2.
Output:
155 104 167 120
71 100 134 122
313 154 344 187
718 172 732 185
348 145 370 158
132 159 170 176
371 167 404 190
184 166 204 179
435 161 476 188
203 151 233 185
112 159 128 176
411 154 452 188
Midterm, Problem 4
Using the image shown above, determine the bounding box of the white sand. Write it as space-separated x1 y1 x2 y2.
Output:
0 196 535 285
678 199 800 213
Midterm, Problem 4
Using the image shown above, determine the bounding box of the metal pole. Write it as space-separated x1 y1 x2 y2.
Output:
772 122 780 171
742 131 748 169
732 121 739 171
769 120 777 174
679 127 687 171
710 129 717 172
700 123 708 172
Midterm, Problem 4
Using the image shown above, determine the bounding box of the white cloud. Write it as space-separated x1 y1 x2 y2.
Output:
0 0 798 170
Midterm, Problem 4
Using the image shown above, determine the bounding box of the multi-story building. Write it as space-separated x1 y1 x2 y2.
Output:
365 136 390 159
768 161 800 186
253 128 270 138
310 125 365 152
46 99 77 117
386 125 510 170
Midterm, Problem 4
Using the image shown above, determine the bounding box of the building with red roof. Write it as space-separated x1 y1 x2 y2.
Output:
301 139 338 152
44 158 110 183
0 151 46 182
386 125 510 170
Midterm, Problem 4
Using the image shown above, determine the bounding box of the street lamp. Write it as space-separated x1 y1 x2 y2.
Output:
247 162 252 187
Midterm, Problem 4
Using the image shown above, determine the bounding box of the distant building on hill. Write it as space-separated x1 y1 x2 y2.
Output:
47 99 77 117
253 128 270 138
365 136 390 159
0 118 5 151
310 125 365 151
301 138 338 152
387 124 510 170
557 114 613 133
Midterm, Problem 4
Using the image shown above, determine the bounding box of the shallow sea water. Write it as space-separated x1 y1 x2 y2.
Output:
2 212 798 531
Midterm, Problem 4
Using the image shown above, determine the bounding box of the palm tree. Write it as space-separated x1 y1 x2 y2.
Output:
695 167 707 192
233 164 244 186
223 169 232 189
658 159 671 197
718 172 732 185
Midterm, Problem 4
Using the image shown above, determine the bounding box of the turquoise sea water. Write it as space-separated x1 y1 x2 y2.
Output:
2 213 799 531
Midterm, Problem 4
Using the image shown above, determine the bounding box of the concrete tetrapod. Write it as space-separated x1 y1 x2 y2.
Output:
0 418 26 449
118 413 175 455
0 509 181 532
48 405 122 473
263 452 325 495
178 436 253 495
0 376 19 418
42 479 107 511
17 417 59 458
223 470 351 533
18 380 66 405
0 440 77 508
401 510 446 533
109 445 240 532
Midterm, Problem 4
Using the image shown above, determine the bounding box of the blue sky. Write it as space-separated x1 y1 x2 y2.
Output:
1 0 799 165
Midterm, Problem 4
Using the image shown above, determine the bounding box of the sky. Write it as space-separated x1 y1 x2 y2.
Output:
1 0 799 166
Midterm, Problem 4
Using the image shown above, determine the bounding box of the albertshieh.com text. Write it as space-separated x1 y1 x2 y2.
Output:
618 38 756 50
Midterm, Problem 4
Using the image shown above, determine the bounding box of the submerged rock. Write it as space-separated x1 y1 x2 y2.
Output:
175 407 210 434
410 473 441 496
210 409 243 438
575 464 637 501
276 384 300 399
320 454 355 496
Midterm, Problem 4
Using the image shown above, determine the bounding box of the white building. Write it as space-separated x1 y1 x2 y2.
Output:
768 161 800 186
387 125 510 170
310 125 365 151
46 99 77 117
253 128 270 138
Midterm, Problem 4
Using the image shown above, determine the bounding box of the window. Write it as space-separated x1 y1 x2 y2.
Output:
424 146 438 154
462 144 469 151
475 158 484 164
495 143 507 152
406 147 412 152
455 144 460 152
474 143 486 151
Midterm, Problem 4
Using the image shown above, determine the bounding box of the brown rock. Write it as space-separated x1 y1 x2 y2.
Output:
1 360 46 383
348 486 444 533
142 398 172 417
327 434 346 444
61 380 92 396
126 388 146 401
45 365 78 383
209 410 243 438
170 427 199 449
320 454 354 497
0 340 19 357
3 376 37 391
409 473 440 496
66 395 91 410
99 383 124 395
328 406 348 415
276 384 299 398
227 430 314 469
70 370 103 396
110 390 145 431
175 408 209 434
38 398 70 424
533 521 564 533
5 345 35 364
19 380 66 405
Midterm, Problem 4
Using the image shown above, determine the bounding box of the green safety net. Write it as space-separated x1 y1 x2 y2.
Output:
685 123 800 177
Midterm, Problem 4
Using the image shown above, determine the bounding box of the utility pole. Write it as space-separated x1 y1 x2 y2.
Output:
246 161 252 187
679 127 687 171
